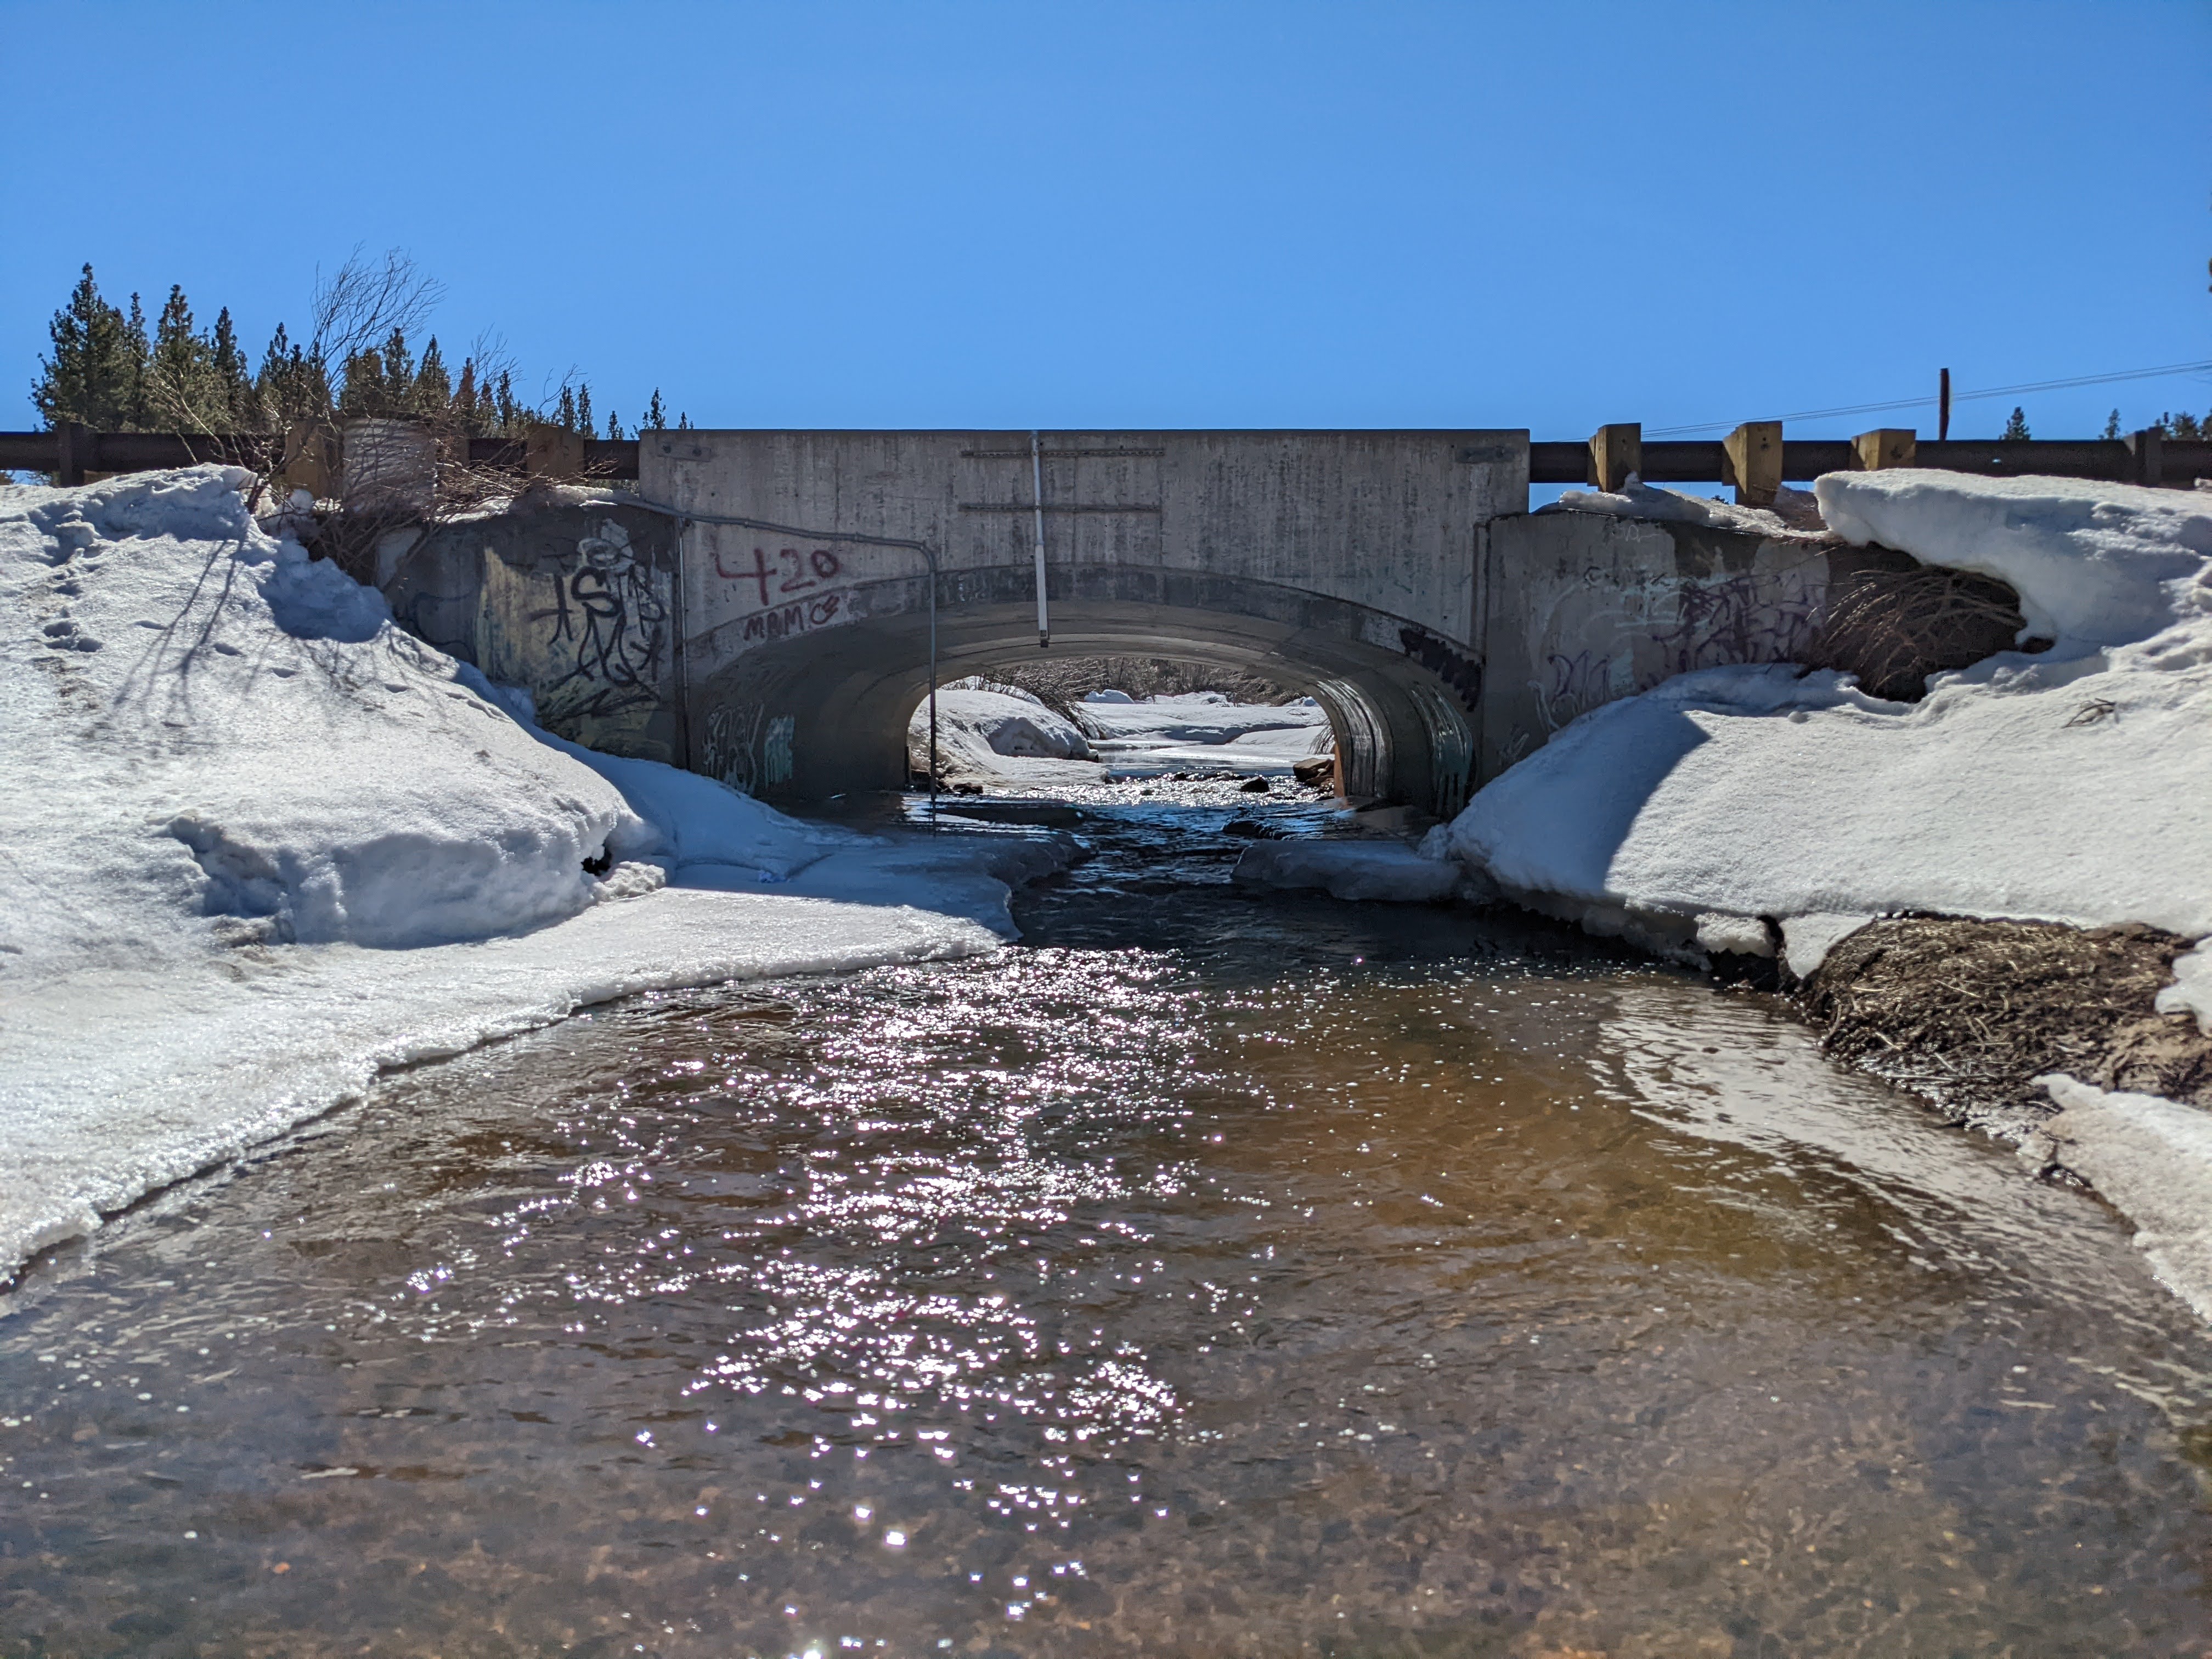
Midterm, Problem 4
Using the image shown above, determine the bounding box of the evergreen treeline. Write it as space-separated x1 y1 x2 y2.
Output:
30 264 681 440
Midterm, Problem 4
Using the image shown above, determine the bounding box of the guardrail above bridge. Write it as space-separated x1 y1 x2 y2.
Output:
3 424 2207 496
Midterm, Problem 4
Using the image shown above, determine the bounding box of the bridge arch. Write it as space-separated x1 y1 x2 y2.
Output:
687 562 1480 814
645 427 1524 816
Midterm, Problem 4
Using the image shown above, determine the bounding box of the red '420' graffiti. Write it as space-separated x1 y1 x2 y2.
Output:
715 546 842 608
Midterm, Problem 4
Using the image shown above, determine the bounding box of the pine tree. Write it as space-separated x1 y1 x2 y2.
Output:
2000 407 2030 442
338 347 387 418
454 358 479 431
121 294 151 426
676 410 692 430
495 371 517 432
148 285 219 428
256 323 291 408
2103 409 2121 441
31 264 145 430
255 324 330 427
414 337 451 420
207 307 256 428
606 411 623 441
575 383 594 438
557 385 578 431
645 388 667 432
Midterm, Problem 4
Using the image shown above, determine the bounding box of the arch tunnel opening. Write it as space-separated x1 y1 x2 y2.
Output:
685 579 1480 817
900 651 1338 794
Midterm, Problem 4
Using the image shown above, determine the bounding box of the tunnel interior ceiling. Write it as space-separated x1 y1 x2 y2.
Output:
687 582 1479 813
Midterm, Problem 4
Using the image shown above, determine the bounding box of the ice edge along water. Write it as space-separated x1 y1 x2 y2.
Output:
1437 470 2212 1313
0 468 1063 1278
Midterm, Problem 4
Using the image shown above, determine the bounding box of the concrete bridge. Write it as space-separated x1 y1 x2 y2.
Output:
641 430 1520 812
386 428 1837 815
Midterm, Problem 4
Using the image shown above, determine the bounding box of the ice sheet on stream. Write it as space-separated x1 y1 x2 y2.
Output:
1231 838 1461 904
0 469 1058 1277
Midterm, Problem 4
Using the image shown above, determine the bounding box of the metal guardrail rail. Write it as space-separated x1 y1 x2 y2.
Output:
1528 437 2210 487
3 428 2207 490
0 430 641 481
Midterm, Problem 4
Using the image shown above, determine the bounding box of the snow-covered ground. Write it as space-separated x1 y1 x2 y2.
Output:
0 469 1063 1278
1437 469 2212 1314
1443 471 2212 971
1076 690 1331 776
910 682 1330 789
909 685 1105 791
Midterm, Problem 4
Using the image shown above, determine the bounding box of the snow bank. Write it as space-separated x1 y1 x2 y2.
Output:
0 469 1057 1279
909 686 1104 790
513 701 855 882
917 686 1094 763
1446 471 2212 964
2159 946 2212 1035
1818 470 2212 647
1547 476 1827 538
2031 1076 2212 1323
911 685 1331 786
0 468 644 958
1232 839 1460 904
1079 691 1330 776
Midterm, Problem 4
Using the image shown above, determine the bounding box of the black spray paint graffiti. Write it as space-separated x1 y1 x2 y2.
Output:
1398 626 1484 710
545 520 670 718
741 592 843 642
701 702 795 794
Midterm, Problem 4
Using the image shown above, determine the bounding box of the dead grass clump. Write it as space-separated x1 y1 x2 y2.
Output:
1798 917 2212 1127
1803 549 2030 702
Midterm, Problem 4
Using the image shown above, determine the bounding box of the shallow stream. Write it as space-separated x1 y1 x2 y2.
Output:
6 794 2212 1656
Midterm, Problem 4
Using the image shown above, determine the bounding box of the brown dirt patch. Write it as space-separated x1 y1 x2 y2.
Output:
1797 917 2212 1129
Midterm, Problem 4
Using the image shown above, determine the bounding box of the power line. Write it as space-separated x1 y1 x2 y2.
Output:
1646 359 2212 437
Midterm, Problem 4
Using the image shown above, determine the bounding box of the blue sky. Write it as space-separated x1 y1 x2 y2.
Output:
2 0 2207 443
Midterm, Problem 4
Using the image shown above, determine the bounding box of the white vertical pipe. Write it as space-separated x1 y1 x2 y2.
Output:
927 551 939 831
1031 429 1049 648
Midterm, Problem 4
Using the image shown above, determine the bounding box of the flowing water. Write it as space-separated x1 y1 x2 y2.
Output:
7 795 2212 1657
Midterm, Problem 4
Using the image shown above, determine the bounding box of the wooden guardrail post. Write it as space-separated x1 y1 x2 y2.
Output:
1722 421 1783 505
2126 428 2164 487
1853 428 1916 470
1587 424 1641 493
280 420 337 499
526 426 586 481
55 422 90 487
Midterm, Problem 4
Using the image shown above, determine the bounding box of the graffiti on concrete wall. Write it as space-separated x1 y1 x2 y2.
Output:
742 593 844 642
528 519 673 752
1517 543 1828 746
440 513 681 763
715 545 844 602
700 703 797 796
541 521 668 710
712 545 860 640
1398 625 1485 709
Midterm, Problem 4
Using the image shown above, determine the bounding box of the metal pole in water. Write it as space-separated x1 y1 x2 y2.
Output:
928 550 939 831
1031 429 1049 649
